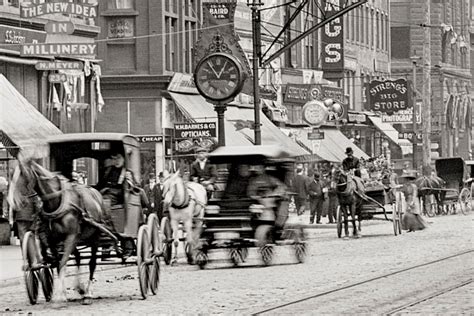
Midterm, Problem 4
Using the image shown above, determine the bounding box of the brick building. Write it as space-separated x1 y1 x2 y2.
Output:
391 0 472 161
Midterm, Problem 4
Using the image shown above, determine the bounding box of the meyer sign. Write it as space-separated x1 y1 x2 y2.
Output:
36 61 83 70
20 1 98 19
367 79 410 114
321 0 344 81
21 43 96 56
174 122 217 139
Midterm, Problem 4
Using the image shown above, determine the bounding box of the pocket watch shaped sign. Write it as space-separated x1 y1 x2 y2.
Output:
302 100 329 127
194 52 245 103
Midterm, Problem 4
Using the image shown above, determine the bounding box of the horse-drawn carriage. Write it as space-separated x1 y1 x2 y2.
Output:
333 169 403 238
193 145 307 269
432 157 473 215
15 133 162 304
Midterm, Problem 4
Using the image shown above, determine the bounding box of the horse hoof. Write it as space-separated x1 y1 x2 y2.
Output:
355 234 361 239
343 236 349 240
82 297 92 305
170 259 178 266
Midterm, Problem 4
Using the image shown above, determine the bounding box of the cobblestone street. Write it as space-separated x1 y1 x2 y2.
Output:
0 213 472 315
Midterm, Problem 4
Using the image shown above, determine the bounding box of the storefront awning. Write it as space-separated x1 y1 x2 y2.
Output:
0 74 62 157
168 92 309 156
282 126 369 163
367 115 413 155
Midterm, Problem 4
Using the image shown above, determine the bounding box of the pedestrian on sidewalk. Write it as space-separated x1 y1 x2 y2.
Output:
325 167 338 224
308 172 324 224
292 164 309 216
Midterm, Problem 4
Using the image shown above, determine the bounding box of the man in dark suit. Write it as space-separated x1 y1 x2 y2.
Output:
144 173 163 221
308 172 324 224
342 147 361 177
292 164 309 216
190 147 217 199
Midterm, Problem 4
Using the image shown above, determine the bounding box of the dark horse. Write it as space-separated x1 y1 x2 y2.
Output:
415 174 445 215
333 170 365 239
9 159 112 304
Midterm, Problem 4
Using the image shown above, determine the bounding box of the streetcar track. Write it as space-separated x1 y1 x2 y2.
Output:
251 249 474 315
384 278 472 315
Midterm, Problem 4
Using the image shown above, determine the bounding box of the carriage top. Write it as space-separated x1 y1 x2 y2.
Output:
208 145 295 165
45 132 141 182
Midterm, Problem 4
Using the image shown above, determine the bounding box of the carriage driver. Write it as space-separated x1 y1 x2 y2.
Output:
342 147 361 177
247 165 288 235
190 147 217 199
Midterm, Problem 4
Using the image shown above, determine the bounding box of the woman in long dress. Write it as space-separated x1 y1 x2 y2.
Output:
400 171 427 232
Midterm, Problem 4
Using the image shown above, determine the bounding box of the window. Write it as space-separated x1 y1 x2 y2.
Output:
391 27 410 59
107 0 134 10
165 16 178 71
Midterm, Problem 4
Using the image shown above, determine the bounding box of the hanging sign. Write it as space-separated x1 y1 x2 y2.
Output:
136 135 164 143
48 73 67 83
321 0 344 81
367 79 410 114
36 61 83 70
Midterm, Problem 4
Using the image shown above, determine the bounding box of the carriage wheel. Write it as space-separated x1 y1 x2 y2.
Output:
229 248 243 266
336 206 342 238
148 257 160 295
147 214 161 256
39 267 54 302
137 225 150 299
160 217 173 265
22 231 41 305
260 245 274 266
184 242 194 265
294 242 307 263
459 188 471 215
392 193 401 236
195 250 208 269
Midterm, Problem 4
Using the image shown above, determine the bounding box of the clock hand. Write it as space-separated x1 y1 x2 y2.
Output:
217 61 228 79
207 61 219 78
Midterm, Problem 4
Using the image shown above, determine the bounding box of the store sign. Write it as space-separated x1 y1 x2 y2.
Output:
20 1 98 19
44 21 75 35
284 84 344 105
321 0 344 81
208 2 230 19
174 122 217 139
36 61 83 70
137 135 164 143
0 25 46 52
308 129 325 140
381 108 421 124
48 73 67 83
347 112 367 124
168 73 197 94
398 132 422 141
21 43 96 56
367 79 410 114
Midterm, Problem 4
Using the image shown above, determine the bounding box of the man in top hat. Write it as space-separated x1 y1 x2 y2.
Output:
342 147 361 177
190 147 217 199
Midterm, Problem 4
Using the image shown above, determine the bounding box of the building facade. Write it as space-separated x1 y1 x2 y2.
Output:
391 0 472 162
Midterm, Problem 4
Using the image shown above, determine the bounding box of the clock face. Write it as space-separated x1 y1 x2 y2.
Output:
302 100 328 126
194 53 244 102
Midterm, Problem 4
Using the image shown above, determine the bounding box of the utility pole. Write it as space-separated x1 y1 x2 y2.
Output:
410 55 420 170
248 0 263 145
421 0 432 175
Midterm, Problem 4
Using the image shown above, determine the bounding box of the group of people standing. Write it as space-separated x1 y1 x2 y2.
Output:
292 162 340 225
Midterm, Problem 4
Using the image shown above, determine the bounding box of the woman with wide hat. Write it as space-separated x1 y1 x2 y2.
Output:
399 170 427 232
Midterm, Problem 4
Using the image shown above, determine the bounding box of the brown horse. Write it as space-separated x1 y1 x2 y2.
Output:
9 159 108 304
415 174 445 215
333 170 364 239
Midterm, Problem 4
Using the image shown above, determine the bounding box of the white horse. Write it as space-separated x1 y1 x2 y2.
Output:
162 171 207 265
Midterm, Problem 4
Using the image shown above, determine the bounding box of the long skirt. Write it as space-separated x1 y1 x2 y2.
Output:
402 212 427 231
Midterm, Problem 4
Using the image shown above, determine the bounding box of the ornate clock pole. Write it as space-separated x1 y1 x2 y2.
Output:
194 34 246 147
